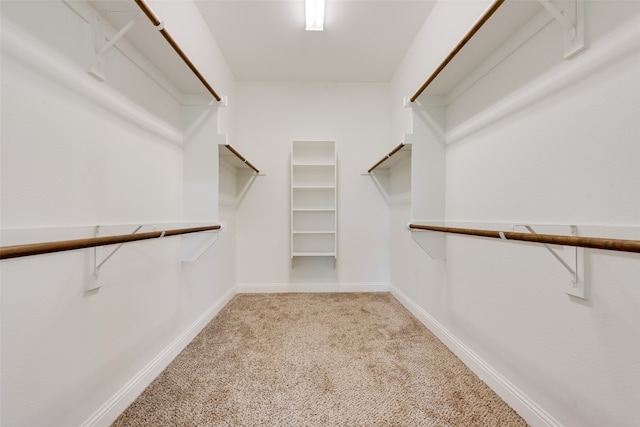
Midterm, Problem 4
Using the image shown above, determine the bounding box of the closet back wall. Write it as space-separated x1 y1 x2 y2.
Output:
235 83 391 292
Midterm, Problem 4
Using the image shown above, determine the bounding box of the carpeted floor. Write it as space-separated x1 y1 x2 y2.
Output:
111 293 529 426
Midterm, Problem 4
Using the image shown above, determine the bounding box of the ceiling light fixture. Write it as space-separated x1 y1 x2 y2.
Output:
305 0 325 31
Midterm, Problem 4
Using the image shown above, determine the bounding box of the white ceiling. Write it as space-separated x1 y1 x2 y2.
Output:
195 0 437 82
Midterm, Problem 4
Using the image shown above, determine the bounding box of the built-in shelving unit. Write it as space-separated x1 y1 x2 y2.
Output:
291 141 337 261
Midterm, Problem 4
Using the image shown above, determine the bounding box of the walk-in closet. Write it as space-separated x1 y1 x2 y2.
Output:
1 1 639 426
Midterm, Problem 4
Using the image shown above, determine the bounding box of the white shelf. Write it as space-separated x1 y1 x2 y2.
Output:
291 140 337 262
292 252 336 257
218 144 260 174
292 187 335 210
292 251 336 255
293 231 335 234
368 142 412 174
292 140 336 164
86 0 220 102
293 162 335 165
414 0 544 99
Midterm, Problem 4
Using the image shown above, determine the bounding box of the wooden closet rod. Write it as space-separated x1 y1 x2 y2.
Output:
0 225 221 260
409 0 505 102
134 0 222 102
408 224 640 254
224 144 260 173
368 143 405 173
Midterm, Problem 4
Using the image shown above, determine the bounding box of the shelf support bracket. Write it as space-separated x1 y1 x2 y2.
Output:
97 15 138 57
181 227 220 263
87 224 154 291
88 14 138 81
408 223 446 260
513 225 588 299
538 0 585 59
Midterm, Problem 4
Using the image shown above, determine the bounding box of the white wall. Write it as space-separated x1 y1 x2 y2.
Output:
234 82 391 292
0 1 237 425
390 1 640 427
4 0 639 426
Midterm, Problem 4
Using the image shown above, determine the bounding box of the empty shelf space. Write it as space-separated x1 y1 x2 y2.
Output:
86 0 221 101
411 0 543 100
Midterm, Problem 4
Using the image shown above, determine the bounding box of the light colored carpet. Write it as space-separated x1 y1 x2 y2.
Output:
111 293 529 426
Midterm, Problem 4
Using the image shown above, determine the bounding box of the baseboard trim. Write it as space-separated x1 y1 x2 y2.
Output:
237 283 390 294
81 286 237 427
389 285 562 427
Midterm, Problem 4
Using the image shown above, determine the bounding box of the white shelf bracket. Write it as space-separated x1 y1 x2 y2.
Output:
181 228 220 263
97 15 138 57
408 223 446 260
513 225 588 299
538 0 585 59
88 15 106 81
87 224 155 291
88 14 139 81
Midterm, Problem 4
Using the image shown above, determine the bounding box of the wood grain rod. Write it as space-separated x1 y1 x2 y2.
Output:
134 0 222 102
409 0 505 102
368 143 406 173
408 224 640 254
224 144 260 173
0 225 221 260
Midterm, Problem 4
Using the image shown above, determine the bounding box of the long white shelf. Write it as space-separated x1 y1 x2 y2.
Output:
85 0 221 102
412 0 555 100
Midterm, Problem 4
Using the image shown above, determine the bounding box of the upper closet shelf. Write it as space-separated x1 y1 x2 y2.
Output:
219 144 261 174
367 142 412 174
86 0 222 104
409 0 583 101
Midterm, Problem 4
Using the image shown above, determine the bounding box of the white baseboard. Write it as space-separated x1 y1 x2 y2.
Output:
389 285 562 427
237 282 390 294
81 286 237 427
